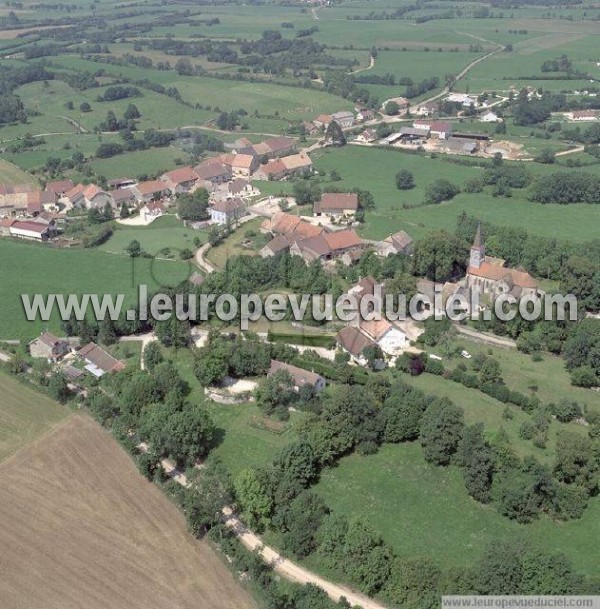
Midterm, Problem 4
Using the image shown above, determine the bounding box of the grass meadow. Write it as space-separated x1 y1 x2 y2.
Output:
311 146 600 242
314 442 600 576
0 239 190 341
0 158 38 187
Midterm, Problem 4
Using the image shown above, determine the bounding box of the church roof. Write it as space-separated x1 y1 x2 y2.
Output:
467 262 538 288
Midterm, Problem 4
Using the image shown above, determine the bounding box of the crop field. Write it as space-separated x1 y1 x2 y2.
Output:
0 239 189 341
315 442 600 575
312 146 600 242
0 372 71 463
0 414 257 609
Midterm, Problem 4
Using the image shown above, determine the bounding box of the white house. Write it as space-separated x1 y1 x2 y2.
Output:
140 201 165 222
360 319 407 355
481 111 500 123
209 197 247 225
356 129 377 143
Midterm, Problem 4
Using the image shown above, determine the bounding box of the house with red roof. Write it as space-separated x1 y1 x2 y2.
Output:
160 166 199 194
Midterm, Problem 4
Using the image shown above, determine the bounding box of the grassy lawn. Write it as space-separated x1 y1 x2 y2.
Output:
164 346 302 475
441 338 600 412
206 217 265 269
314 442 600 576
99 215 207 256
51 56 353 122
0 372 71 462
0 239 189 341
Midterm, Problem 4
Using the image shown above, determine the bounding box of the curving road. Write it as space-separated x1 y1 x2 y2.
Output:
146 451 389 609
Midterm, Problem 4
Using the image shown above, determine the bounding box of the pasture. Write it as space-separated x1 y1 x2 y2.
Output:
88 147 192 180
312 146 600 242
315 441 600 576
0 414 257 609
0 372 71 463
0 239 190 341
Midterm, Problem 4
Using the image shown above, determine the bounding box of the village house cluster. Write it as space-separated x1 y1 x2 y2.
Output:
28 330 125 385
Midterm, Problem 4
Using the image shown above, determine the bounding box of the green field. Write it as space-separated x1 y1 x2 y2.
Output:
0 372 71 462
0 158 38 187
99 215 206 256
315 442 600 576
311 146 600 242
0 239 190 341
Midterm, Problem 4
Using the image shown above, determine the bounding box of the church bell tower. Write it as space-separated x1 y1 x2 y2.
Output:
469 222 485 269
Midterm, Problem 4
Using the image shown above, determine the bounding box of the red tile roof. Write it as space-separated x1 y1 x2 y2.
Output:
468 262 538 288
324 229 362 251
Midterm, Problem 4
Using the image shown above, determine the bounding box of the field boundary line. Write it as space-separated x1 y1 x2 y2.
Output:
0 410 76 470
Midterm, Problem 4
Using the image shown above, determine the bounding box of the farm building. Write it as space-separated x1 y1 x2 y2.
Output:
355 129 377 143
313 114 333 129
45 179 74 196
314 192 359 217
336 325 377 366
378 230 414 256
193 162 232 186
359 319 406 355
331 111 355 128
78 342 125 376
231 154 259 178
440 138 478 155
8 220 51 241
131 180 169 203
160 167 198 194
268 360 326 392
429 121 453 140
28 331 70 361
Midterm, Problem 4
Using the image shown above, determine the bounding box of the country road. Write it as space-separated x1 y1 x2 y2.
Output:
412 39 505 113
144 450 389 609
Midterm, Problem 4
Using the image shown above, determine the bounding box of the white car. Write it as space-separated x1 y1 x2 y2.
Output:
461 350 472 359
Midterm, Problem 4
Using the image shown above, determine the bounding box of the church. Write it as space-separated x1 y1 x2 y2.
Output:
465 223 540 300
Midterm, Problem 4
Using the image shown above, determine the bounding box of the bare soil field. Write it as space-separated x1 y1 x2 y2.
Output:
0 415 257 609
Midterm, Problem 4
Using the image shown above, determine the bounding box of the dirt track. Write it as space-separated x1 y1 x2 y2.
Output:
0 415 257 609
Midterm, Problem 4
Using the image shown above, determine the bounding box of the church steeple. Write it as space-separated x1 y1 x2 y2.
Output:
469 222 485 268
